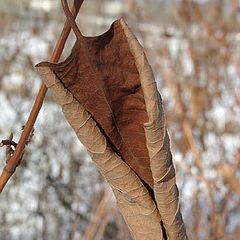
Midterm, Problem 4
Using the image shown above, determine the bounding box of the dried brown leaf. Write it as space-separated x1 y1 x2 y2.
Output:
36 10 187 238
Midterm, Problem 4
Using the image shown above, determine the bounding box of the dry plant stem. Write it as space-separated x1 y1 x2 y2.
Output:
161 65 215 209
0 0 83 194
83 190 112 240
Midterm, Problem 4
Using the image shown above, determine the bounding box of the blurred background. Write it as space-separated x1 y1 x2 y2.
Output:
0 0 240 239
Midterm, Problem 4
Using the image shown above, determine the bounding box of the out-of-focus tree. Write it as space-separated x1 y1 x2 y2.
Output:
0 0 239 239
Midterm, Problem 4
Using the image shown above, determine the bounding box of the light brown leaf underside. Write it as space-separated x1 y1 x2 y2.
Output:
121 19 187 240
37 65 164 240
36 18 187 240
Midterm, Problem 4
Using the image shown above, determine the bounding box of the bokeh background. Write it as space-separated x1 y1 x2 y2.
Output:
0 0 240 239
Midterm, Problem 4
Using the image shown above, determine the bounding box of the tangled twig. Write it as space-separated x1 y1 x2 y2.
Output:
0 133 24 167
1 127 35 166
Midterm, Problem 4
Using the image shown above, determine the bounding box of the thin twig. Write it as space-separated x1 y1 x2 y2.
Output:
0 0 84 194
159 58 215 210
83 190 112 240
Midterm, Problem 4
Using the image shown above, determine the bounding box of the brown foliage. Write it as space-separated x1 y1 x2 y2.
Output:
36 0 187 239
38 19 153 189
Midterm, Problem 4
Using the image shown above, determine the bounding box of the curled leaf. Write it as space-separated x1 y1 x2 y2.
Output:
36 4 187 238
37 19 154 190
36 65 164 239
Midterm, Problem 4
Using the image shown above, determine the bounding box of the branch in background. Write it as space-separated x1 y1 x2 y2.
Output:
158 55 216 210
83 190 112 240
0 0 84 193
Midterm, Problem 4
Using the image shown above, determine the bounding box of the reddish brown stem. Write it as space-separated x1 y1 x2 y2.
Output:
0 0 84 193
